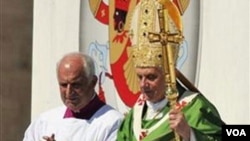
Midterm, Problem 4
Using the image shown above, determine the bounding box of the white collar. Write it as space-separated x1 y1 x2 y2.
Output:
146 98 168 112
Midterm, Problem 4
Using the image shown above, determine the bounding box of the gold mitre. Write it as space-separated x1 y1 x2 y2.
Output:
129 0 183 67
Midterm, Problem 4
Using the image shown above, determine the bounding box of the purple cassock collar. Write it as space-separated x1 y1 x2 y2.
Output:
63 94 105 120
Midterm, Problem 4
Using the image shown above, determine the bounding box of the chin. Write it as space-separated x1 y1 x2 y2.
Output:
143 92 155 98
142 94 152 101
69 106 81 113
65 102 79 111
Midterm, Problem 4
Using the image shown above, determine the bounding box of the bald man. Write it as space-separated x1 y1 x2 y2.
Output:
23 52 124 141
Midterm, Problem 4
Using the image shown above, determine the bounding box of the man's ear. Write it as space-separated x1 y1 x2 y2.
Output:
90 75 98 87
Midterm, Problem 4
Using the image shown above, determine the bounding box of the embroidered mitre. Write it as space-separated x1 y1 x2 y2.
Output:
129 0 184 68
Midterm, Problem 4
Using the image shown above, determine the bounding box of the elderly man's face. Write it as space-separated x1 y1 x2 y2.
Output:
135 67 166 103
57 57 95 112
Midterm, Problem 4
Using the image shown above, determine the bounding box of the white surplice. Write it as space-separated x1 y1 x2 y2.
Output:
23 105 124 141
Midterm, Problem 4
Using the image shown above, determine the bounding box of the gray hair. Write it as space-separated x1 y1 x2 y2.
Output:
57 52 96 81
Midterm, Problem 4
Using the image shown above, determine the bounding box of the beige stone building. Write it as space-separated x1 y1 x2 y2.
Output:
1 0 33 140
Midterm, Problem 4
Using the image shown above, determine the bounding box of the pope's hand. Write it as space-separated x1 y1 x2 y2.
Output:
169 109 191 141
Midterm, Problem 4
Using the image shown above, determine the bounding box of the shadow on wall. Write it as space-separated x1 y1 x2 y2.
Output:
1 0 33 140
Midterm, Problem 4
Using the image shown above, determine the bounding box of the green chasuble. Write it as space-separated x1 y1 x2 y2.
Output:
117 91 225 141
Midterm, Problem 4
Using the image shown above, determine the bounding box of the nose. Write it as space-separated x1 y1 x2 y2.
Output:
140 78 149 88
65 84 72 97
